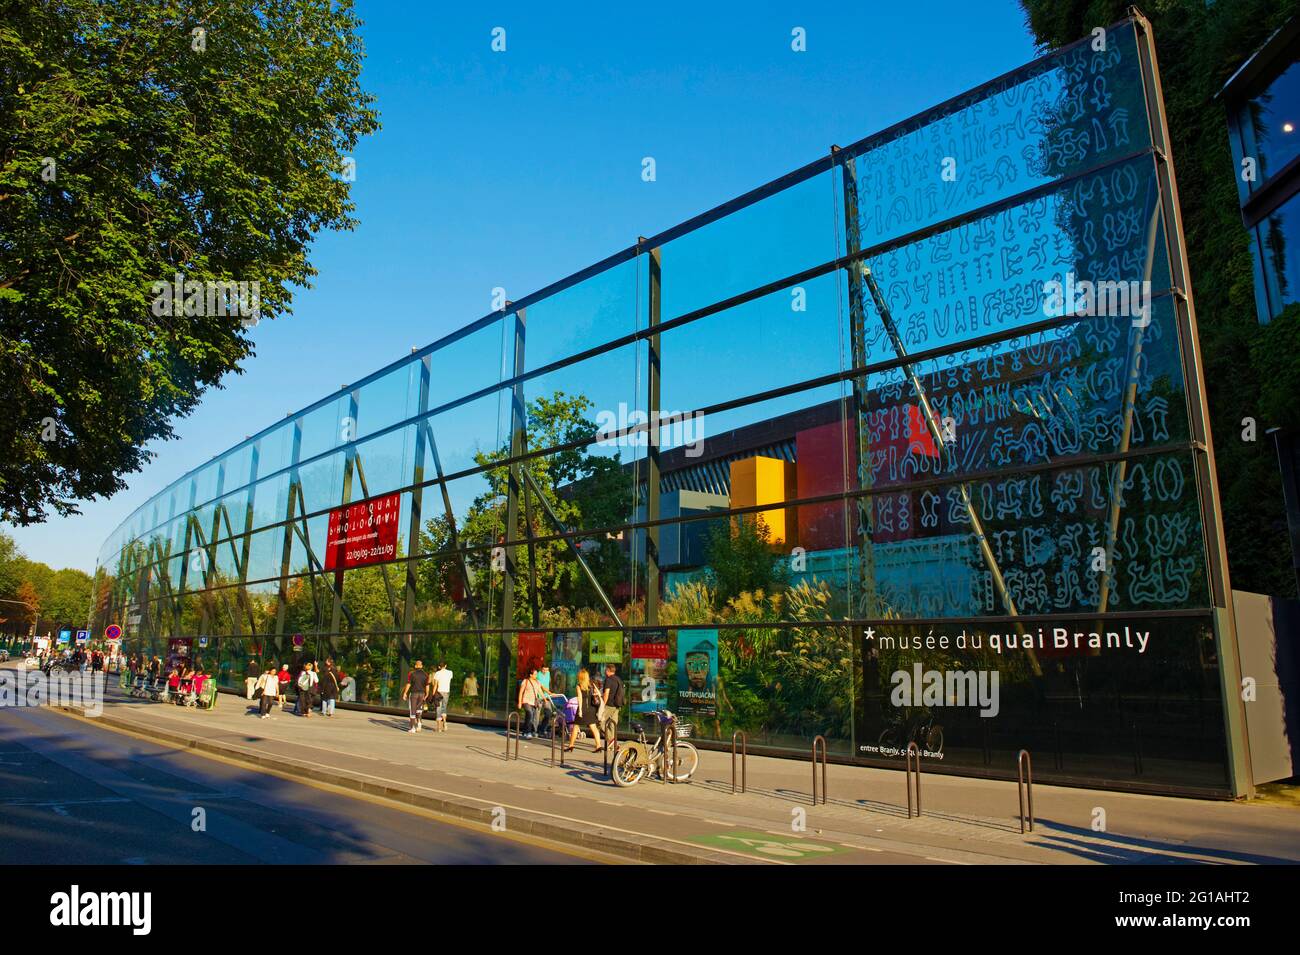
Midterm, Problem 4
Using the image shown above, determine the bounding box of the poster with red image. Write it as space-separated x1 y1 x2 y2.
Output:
324 492 401 571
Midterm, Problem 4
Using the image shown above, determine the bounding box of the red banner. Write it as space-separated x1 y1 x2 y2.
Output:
517 631 547 678
324 492 402 571
630 642 669 660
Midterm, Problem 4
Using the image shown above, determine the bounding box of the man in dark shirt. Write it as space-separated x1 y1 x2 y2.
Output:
401 660 430 733
601 664 624 745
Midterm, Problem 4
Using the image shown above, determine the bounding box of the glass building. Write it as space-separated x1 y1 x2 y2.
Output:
1222 15 1300 596
94 14 1254 796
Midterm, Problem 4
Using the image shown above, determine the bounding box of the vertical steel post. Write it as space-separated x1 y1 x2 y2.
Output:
500 307 527 708
274 420 303 642
834 149 881 621
646 245 662 627
402 356 432 674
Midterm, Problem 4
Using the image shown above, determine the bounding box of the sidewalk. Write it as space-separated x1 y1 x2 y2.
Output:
50 678 1300 866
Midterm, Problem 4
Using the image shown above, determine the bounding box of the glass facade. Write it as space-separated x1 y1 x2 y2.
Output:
95 16 1238 794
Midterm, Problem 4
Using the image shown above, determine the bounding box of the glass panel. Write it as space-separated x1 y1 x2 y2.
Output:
1256 187 1300 319
659 169 838 318
857 154 1168 362
659 268 847 415
356 361 418 441
856 614 1227 789
1238 59 1300 191
520 257 641 372
426 316 507 410
848 19 1149 250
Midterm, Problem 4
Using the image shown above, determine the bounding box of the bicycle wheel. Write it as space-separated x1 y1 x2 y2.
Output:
926 726 944 754
612 748 648 787
665 741 699 782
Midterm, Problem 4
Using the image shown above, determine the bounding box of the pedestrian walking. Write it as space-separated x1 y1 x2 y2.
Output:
567 667 602 753
245 657 260 699
276 662 291 710
461 672 478 714
319 658 341 717
430 661 453 732
339 671 356 703
517 666 544 739
601 663 624 746
256 666 279 719
402 660 429 733
296 662 319 717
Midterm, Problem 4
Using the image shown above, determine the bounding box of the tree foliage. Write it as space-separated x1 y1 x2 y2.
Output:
0 0 379 524
1018 0 1300 597
0 530 92 634
419 391 632 627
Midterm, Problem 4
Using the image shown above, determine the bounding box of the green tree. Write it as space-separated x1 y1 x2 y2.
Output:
0 0 379 524
419 391 632 625
702 514 789 608
1017 0 1300 597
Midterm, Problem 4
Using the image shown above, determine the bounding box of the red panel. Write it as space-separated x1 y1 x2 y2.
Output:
795 419 856 552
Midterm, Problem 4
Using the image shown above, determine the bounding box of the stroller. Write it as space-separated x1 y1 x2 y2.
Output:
177 674 218 709
150 674 174 703
536 693 568 738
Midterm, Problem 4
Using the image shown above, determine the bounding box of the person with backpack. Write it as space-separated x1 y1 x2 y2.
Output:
430 661 453 733
296 662 319 717
601 663 624 746
401 660 430 733
319 658 341 717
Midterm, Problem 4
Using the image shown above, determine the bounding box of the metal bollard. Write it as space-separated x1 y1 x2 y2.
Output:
906 742 922 818
1017 749 1034 833
811 735 827 805
550 717 565 768
505 711 521 761
731 730 747 794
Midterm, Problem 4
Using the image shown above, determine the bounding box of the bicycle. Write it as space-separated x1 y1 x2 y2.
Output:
877 709 944 755
611 709 699 787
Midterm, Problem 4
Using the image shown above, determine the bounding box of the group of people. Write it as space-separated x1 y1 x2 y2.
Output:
517 662 625 752
247 658 354 720
400 660 453 733
37 646 117 673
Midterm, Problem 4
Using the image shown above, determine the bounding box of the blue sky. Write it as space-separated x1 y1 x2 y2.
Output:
8 0 1039 573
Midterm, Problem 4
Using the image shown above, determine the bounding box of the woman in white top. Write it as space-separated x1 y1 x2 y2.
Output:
257 667 280 719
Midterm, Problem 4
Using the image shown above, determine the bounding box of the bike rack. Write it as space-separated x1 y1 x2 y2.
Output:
1017 749 1034 834
906 742 922 818
505 711 521 761
811 735 827 805
662 723 673 786
550 716 565 768
731 730 747 794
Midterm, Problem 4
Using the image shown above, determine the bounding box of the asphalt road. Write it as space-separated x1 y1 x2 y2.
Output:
0 705 596 865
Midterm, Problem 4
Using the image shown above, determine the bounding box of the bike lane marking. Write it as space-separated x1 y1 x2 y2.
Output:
688 830 848 861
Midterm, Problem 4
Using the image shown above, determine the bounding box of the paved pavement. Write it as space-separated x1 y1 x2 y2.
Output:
13 666 1300 865
0 703 596 865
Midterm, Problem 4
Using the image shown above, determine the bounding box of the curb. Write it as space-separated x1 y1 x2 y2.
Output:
56 707 765 866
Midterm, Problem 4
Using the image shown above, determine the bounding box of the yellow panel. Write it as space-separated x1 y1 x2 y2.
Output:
728 456 797 547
